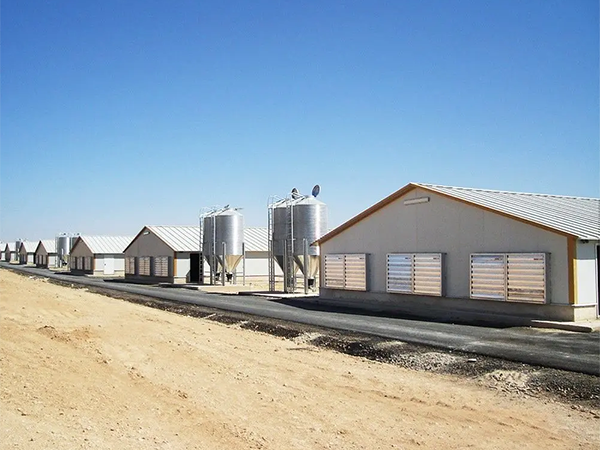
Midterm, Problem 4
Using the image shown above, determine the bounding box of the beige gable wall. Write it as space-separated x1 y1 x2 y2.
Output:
321 187 569 304
124 229 173 258
70 240 93 258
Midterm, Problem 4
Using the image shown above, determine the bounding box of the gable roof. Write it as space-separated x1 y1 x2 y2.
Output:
142 226 201 252
126 226 270 253
317 182 600 244
5 243 15 252
73 236 134 254
20 241 38 253
37 239 57 254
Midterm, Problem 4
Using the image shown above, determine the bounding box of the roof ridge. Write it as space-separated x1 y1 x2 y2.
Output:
416 182 600 201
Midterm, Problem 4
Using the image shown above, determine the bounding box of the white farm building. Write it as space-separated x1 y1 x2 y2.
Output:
4 243 16 262
124 225 276 285
19 241 38 265
317 183 600 323
70 236 133 276
124 226 201 284
35 240 58 268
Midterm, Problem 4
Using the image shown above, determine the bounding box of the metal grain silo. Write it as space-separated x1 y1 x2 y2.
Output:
202 213 217 271
268 185 326 292
14 240 22 262
292 196 327 282
56 234 70 266
214 208 244 280
272 200 290 274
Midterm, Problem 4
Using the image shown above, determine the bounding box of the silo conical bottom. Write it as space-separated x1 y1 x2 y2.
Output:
294 255 320 279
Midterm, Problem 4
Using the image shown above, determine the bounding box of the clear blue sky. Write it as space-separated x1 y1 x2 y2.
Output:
1 0 598 243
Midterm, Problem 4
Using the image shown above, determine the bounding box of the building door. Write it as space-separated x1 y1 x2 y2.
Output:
190 253 200 283
104 257 115 275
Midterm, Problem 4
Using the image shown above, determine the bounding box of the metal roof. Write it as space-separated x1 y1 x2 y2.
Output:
5 243 15 251
76 236 134 254
147 226 201 252
244 227 268 252
318 182 600 244
131 226 270 253
20 241 38 253
417 183 600 240
38 239 57 253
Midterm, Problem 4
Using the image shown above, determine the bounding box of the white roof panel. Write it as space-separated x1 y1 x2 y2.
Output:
417 183 600 240
20 241 38 253
142 226 270 253
244 227 268 252
39 239 57 253
78 236 134 254
148 226 201 252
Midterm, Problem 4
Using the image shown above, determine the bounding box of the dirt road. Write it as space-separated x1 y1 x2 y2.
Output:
1 270 598 449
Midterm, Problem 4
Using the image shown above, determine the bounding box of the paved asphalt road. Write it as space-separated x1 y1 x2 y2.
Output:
2 263 599 376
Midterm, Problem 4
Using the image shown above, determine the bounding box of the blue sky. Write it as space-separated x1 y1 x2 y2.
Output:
1 0 598 242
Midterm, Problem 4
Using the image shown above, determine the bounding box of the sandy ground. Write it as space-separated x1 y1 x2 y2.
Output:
1 270 598 449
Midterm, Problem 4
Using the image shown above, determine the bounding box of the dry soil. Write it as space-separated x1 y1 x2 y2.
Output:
1 269 598 449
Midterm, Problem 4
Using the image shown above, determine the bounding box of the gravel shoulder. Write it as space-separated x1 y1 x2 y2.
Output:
1 269 599 449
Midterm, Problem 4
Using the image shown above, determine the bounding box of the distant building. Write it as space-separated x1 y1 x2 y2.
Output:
124 225 276 285
70 236 133 277
35 240 58 268
18 241 37 265
4 243 16 262
317 183 600 323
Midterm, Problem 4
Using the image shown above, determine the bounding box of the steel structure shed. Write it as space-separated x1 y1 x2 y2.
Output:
124 225 277 285
35 239 58 268
70 236 133 276
318 183 600 323
4 243 16 262
18 241 38 265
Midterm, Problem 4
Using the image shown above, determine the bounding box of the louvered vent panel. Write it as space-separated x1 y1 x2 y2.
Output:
324 254 345 289
387 254 412 293
413 254 443 296
387 253 443 296
324 254 367 291
344 254 367 291
153 256 170 277
125 257 136 275
139 257 151 276
470 254 506 300
507 253 546 303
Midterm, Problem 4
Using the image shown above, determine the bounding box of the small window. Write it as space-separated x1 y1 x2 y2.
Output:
387 253 444 296
324 254 367 291
84 257 92 271
470 253 547 303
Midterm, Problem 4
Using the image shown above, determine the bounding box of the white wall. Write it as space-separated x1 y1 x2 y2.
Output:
576 241 599 307
233 251 283 278
175 252 191 280
321 187 570 304
93 255 125 276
